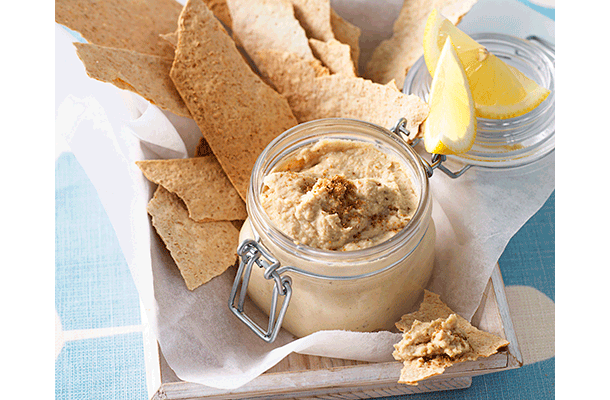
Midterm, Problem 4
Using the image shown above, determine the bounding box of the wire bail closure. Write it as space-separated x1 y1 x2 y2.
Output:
229 239 292 343
390 117 471 179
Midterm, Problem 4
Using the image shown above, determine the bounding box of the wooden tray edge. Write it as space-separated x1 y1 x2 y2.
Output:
149 264 521 399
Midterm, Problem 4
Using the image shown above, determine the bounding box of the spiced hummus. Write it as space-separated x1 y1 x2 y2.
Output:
260 139 419 251
393 314 471 361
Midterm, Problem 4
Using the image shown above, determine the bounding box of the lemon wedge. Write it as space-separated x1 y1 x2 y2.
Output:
423 9 550 119
424 37 476 155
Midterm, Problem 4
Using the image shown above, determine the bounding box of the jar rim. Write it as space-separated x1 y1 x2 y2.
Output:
246 118 432 265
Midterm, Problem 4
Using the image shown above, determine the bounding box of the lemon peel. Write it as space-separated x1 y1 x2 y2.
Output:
424 37 476 155
423 9 550 119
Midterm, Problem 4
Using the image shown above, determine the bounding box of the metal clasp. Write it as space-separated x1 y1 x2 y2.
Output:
228 239 292 343
391 117 471 179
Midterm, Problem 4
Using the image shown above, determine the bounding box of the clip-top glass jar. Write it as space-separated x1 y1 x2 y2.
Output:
229 119 435 341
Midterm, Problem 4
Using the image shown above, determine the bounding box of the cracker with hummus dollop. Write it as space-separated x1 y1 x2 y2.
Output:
393 290 509 385
147 186 239 290
136 157 247 222
255 49 429 139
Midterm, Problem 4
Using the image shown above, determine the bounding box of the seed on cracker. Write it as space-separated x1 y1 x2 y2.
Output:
170 0 298 200
365 0 478 87
74 43 190 117
55 0 182 59
147 186 239 290
393 290 509 385
136 156 247 222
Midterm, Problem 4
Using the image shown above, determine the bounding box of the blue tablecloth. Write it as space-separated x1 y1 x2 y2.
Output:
55 2 555 399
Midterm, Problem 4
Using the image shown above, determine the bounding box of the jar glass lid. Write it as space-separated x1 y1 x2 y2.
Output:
403 33 555 169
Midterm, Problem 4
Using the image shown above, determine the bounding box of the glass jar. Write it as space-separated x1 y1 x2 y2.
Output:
404 33 555 171
231 118 435 340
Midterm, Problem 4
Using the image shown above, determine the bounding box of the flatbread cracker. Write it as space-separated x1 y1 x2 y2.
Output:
309 39 356 77
55 0 182 59
195 136 214 157
160 32 178 48
170 0 298 200
385 79 401 91
203 0 233 29
74 43 190 117
147 186 239 290
231 220 245 231
330 8 361 72
226 0 314 67
136 157 247 222
395 290 454 332
289 0 334 41
256 50 428 139
398 357 449 384
365 0 478 87
393 291 509 385
161 27 254 71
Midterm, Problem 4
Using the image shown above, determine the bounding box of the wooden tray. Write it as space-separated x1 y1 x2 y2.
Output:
144 265 522 399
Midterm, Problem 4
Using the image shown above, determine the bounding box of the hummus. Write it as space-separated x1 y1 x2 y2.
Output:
260 139 419 251
240 123 436 337
393 314 471 361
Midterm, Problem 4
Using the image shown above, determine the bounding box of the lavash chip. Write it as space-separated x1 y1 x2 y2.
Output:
161 27 252 69
385 79 401 91
288 0 334 41
329 8 361 71
146 186 239 291
226 0 315 68
309 38 357 77
160 31 179 48
393 290 509 385
365 0 478 87
255 49 428 140
55 0 182 59
161 0 234 50
136 157 247 222
170 0 298 200
202 0 233 29
74 43 190 117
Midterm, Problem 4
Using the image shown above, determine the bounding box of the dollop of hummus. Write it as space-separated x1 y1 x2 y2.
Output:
393 314 471 361
260 139 419 251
